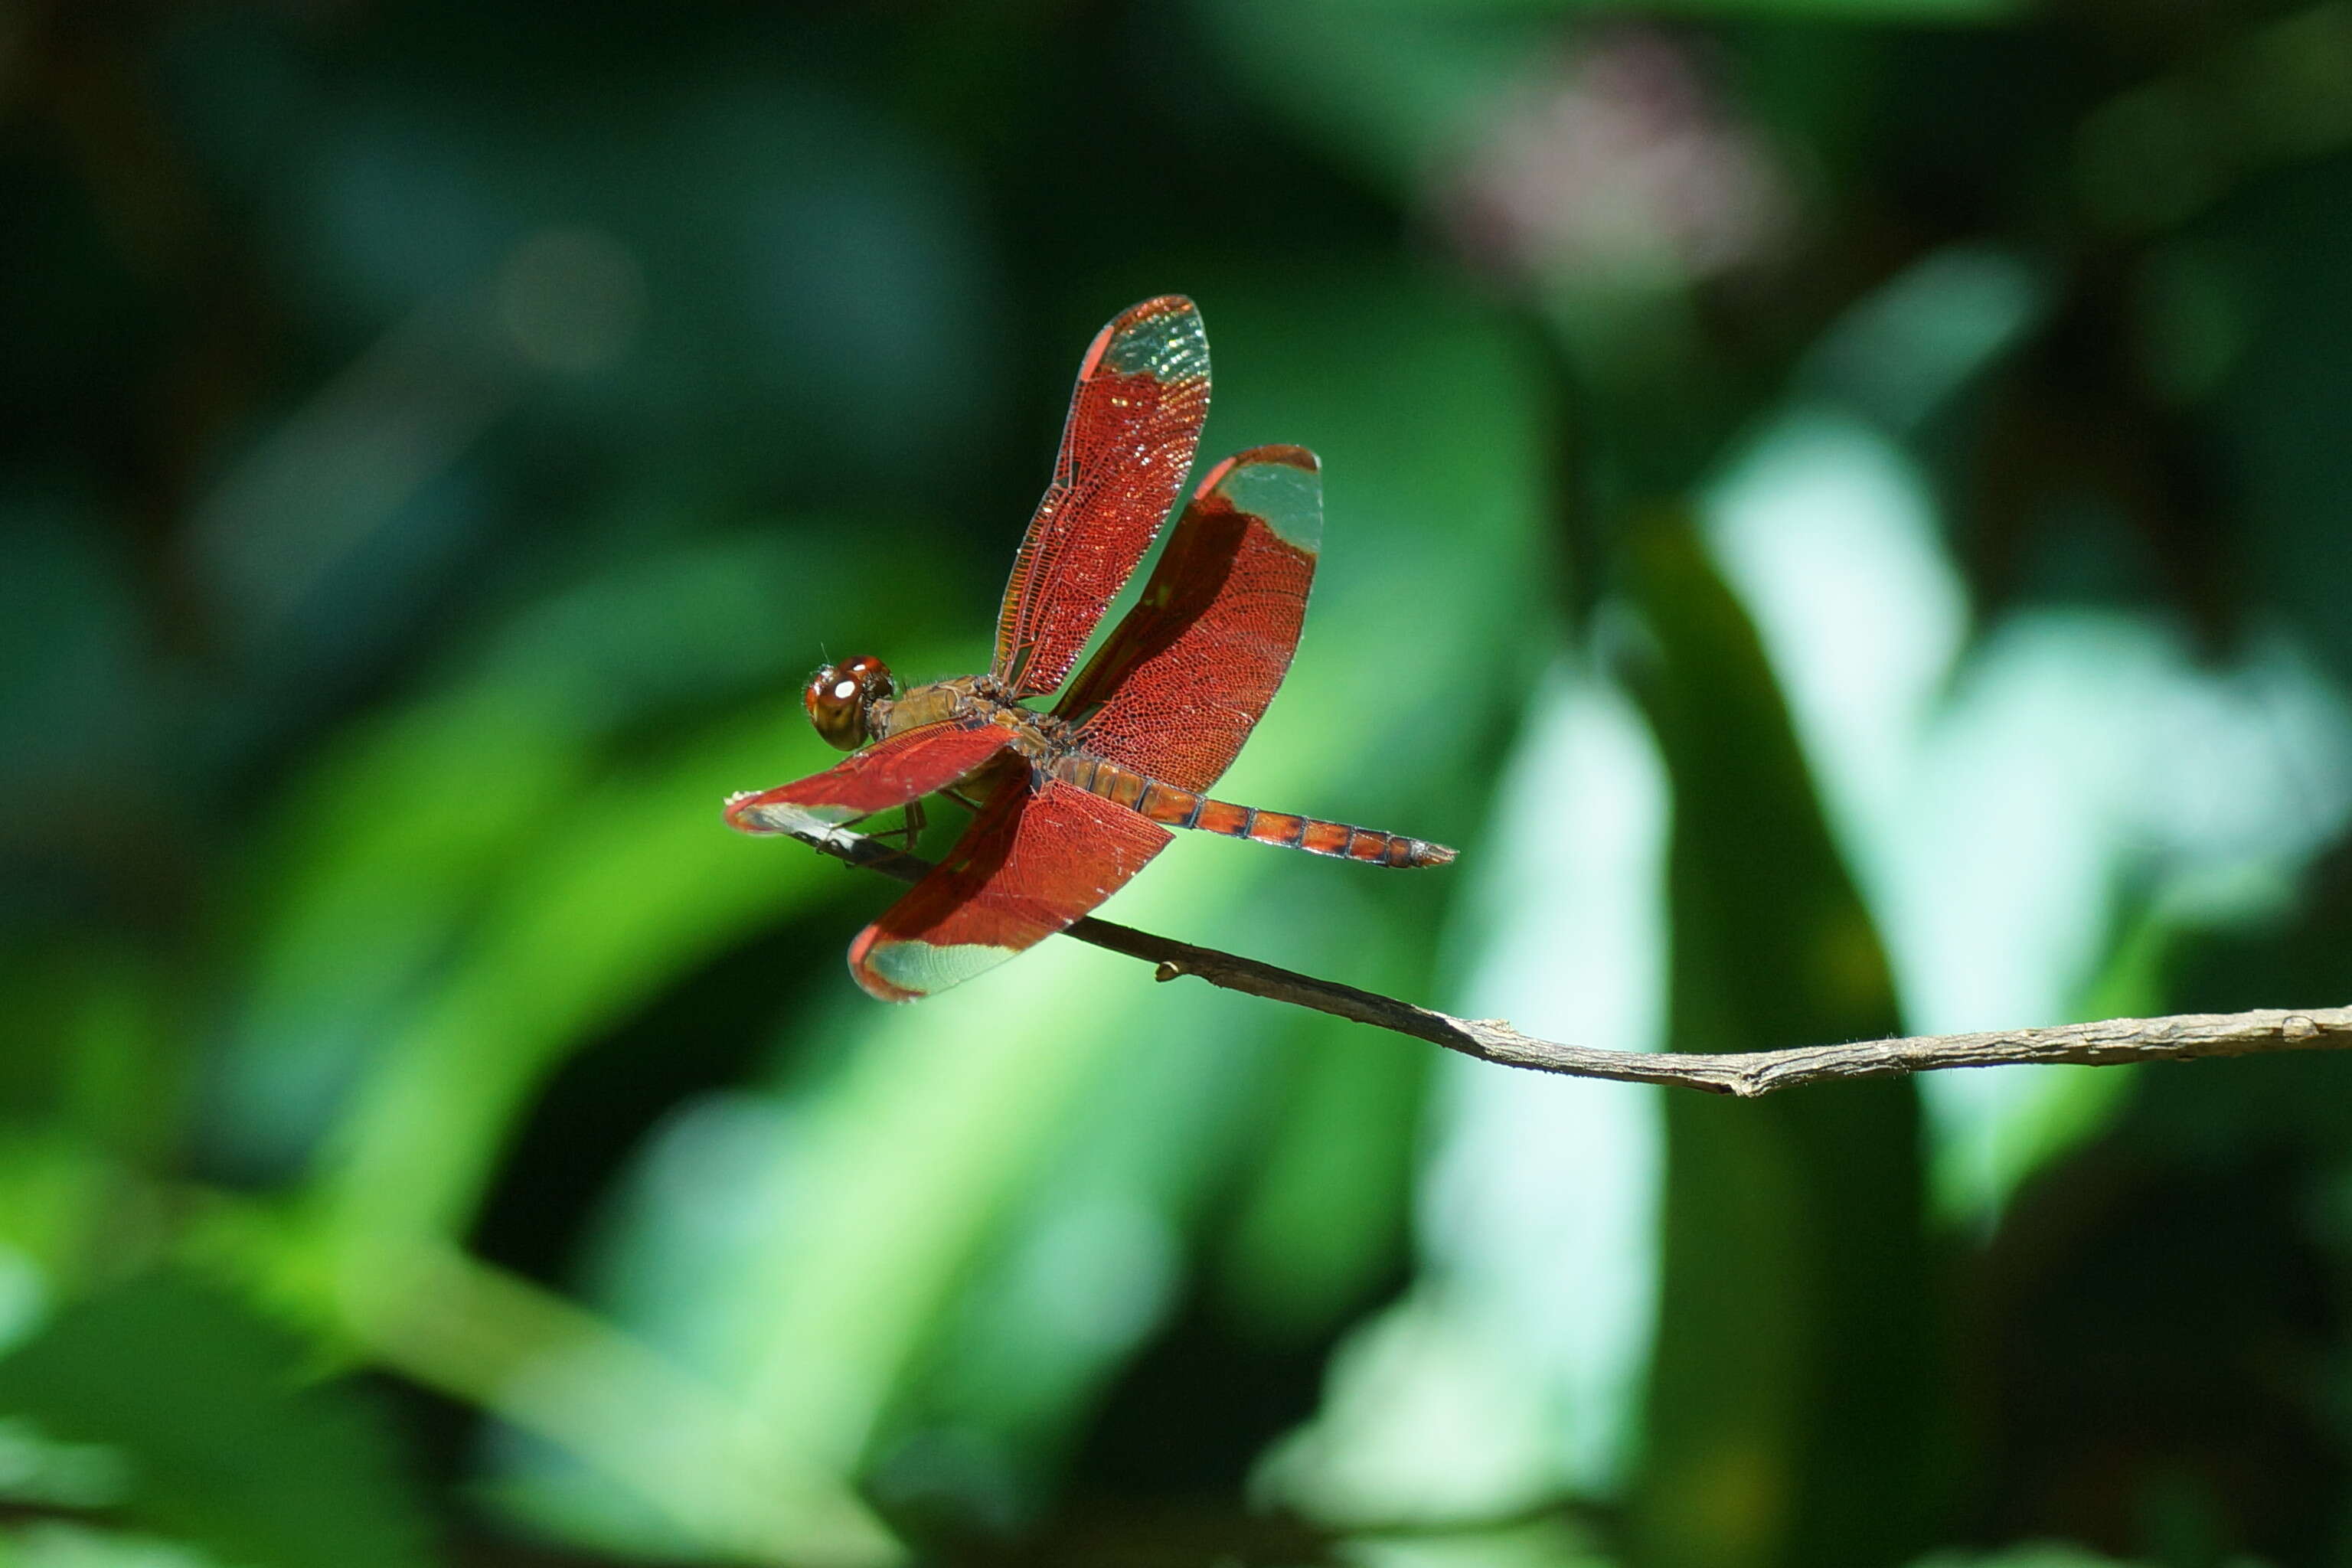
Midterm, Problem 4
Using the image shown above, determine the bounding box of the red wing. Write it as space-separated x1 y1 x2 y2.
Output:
848 777 1171 1001
992 296 1210 699
723 720 1012 835
1054 446 1321 793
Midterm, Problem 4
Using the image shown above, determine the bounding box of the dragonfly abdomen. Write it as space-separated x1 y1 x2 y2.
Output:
1050 753 1455 868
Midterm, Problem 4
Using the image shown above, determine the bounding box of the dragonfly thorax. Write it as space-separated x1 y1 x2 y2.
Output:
805 656 895 750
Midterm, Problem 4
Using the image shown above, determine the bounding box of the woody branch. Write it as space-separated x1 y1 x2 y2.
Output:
763 809 2352 1099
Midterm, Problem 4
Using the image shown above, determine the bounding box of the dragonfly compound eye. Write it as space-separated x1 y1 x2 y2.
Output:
804 656 893 750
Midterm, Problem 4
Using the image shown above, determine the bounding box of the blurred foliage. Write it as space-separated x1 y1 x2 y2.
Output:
1622 515 1933 1568
5 2 2352 1566
0 1277 430 1568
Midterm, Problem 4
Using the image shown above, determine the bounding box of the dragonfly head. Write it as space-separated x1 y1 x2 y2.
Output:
805 655 895 750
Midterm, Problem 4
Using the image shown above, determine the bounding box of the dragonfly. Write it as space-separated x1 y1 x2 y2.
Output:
724 295 1455 1001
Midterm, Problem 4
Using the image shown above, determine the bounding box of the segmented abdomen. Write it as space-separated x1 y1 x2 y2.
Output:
1048 754 1454 868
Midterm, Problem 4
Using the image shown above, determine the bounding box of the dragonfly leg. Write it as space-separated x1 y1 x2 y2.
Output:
825 799 927 854
877 797 927 852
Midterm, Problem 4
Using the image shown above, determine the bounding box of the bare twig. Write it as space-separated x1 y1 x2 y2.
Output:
746 805 2352 1098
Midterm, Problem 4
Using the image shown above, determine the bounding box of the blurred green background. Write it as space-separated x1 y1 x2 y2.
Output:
6 2 2352 1565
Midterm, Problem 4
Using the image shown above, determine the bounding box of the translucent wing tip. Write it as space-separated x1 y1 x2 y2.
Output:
1086 295 1210 385
849 927 1024 1002
1197 445 1323 554
1229 443 1318 472
1116 293 1197 327
724 791 851 836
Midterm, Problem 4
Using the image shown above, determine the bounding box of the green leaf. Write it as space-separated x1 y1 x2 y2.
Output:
306 695 871 1253
1216 1009 1429 1344
1621 514 1935 1568
0 1276 434 1568
1 1521 235 1568
1912 1546 2147 1568
214 528 918 1179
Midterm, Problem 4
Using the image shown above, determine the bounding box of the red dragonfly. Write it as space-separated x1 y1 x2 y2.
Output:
725 295 1455 1001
